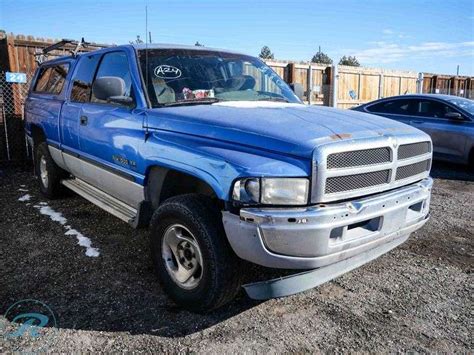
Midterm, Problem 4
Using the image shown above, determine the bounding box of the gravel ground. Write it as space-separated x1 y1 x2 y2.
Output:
0 162 472 353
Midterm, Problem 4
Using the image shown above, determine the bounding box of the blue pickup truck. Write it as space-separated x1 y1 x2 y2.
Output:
25 43 433 312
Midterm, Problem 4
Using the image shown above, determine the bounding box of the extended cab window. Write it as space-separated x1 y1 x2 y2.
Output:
91 51 132 104
70 54 101 103
367 99 415 115
33 64 69 94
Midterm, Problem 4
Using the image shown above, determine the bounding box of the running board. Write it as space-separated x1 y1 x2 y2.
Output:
61 178 137 223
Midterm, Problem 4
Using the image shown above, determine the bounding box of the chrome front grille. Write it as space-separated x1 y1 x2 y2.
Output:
396 159 431 180
327 147 391 169
311 136 432 203
325 170 391 193
398 142 431 160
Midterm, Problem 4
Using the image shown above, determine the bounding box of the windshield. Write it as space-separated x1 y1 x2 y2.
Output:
445 97 474 115
138 49 301 107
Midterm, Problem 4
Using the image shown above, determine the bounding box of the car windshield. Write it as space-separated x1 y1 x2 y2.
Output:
445 96 474 115
138 48 300 107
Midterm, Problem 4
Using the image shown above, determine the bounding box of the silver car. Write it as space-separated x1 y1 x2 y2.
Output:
353 94 474 166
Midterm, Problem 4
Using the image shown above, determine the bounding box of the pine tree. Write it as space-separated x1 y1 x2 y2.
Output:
339 55 361 66
259 46 275 60
311 47 333 64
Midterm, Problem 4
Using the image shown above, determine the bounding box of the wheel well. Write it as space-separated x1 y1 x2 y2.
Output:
146 166 219 209
31 124 46 147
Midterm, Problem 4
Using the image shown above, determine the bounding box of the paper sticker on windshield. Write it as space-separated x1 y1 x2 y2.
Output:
154 65 182 79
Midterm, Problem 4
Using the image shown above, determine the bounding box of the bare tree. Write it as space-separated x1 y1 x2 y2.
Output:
129 35 144 44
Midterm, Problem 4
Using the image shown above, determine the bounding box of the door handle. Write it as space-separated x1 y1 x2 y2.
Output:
80 115 88 126
411 120 423 124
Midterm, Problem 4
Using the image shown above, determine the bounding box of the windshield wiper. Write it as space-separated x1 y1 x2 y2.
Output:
257 97 290 103
161 98 220 107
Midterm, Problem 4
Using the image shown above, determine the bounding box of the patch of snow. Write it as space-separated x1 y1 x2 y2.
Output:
20 184 26 187
34 205 68 225
212 101 303 108
32 204 100 257
18 188 29 192
65 229 100 257
18 194 31 202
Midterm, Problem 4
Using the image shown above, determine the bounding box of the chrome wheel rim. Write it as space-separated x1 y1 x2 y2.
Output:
39 156 48 187
161 224 203 289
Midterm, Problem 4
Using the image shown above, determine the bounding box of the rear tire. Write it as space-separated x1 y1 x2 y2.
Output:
35 142 66 199
150 194 242 313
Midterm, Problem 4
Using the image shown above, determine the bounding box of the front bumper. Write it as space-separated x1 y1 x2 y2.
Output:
222 178 432 270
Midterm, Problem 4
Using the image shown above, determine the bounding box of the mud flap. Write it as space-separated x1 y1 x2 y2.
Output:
243 234 409 300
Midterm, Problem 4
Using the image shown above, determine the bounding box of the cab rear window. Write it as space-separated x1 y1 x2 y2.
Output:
33 64 69 94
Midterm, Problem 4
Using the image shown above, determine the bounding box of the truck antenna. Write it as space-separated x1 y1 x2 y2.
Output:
145 4 149 91
144 4 150 141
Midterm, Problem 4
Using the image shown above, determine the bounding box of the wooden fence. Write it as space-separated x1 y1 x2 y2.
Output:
422 73 473 97
335 66 420 109
1 32 473 112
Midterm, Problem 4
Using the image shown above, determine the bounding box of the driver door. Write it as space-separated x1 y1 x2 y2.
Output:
77 50 144 207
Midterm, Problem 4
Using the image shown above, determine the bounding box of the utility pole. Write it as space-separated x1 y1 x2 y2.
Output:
456 65 460 76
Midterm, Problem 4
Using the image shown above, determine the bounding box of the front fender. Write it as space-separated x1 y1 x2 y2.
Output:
139 130 311 201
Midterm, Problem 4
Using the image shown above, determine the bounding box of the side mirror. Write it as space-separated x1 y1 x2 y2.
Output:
289 83 304 101
92 76 133 106
445 112 463 120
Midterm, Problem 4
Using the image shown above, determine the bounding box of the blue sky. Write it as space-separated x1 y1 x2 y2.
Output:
1 0 473 75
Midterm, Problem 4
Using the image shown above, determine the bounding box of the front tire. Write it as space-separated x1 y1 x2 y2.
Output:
35 142 65 199
150 194 242 313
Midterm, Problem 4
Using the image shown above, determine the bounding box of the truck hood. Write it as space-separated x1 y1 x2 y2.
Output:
145 101 418 158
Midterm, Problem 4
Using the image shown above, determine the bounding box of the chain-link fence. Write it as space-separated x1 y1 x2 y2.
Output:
0 71 35 163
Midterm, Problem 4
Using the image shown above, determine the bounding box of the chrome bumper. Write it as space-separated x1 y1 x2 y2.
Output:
222 178 432 269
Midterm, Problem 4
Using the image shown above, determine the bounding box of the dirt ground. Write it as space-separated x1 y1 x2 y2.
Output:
0 162 472 353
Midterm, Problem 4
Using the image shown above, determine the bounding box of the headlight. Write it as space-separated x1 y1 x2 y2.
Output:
232 178 309 205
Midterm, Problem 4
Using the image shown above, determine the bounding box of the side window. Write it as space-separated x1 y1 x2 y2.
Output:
415 100 457 119
33 64 69 94
91 51 132 104
70 54 101 103
34 67 52 92
367 99 415 115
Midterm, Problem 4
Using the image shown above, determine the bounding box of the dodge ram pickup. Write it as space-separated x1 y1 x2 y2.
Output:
25 43 433 312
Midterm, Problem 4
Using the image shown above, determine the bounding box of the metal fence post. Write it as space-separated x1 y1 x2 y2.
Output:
2 106 11 161
378 74 384 99
331 65 338 108
417 73 424 94
307 64 313 105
